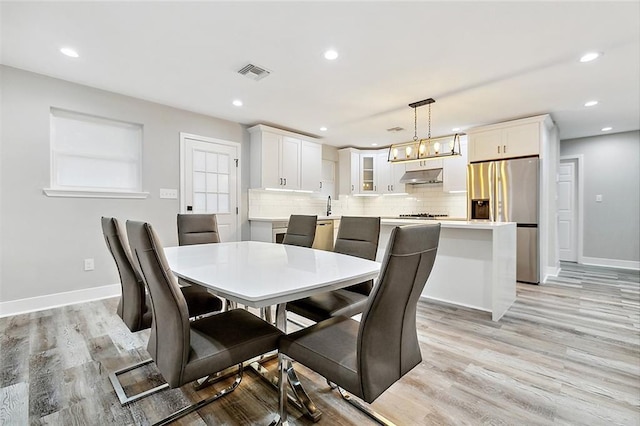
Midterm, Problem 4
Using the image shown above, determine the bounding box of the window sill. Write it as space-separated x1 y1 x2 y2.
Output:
43 188 150 199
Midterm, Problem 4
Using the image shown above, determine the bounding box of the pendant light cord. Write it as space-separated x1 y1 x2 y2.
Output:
413 107 418 142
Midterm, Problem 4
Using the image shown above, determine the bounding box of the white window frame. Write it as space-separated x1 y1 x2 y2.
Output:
44 108 149 198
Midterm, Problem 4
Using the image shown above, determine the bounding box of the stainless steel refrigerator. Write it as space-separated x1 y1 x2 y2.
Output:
468 157 539 284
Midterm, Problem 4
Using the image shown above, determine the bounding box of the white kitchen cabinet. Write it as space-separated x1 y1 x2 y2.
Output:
338 148 361 195
320 159 335 197
360 152 377 193
405 158 443 171
442 135 468 193
248 124 321 191
280 136 301 189
376 150 406 194
468 119 540 162
301 140 322 191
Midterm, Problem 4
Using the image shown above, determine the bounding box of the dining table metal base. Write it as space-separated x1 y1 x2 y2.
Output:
247 303 322 422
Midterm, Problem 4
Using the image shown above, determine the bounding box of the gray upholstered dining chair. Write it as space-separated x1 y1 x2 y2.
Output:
286 216 380 322
176 213 226 309
177 213 220 245
101 217 223 405
276 223 440 425
126 220 283 426
282 214 317 248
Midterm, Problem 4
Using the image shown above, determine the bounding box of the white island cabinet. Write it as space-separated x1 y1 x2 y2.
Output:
379 219 516 321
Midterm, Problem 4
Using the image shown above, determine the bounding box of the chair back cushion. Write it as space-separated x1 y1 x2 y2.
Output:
282 215 317 248
333 216 380 295
101 217 148 332
357 223 440 402
127 221 191 387
177 214 221 246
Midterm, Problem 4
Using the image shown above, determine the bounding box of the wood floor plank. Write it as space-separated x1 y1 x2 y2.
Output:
1 262 638 425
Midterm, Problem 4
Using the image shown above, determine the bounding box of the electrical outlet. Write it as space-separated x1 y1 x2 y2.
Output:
84 258 95 271
160 188 178 199
596 194 603 202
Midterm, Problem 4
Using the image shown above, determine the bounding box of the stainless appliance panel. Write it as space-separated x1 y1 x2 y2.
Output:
497 157 539 224
467 161 495 220
517 226 539 283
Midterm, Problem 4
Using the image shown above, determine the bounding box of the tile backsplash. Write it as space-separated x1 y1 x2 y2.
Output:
249 184 467 219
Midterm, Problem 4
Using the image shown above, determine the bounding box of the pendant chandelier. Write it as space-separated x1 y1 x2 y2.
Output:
388 98 462 163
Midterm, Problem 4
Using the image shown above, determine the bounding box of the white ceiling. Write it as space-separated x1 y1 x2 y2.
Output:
2 1 639 148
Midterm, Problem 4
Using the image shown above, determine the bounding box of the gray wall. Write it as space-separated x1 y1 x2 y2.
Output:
0 66 250 302
560 130 640 262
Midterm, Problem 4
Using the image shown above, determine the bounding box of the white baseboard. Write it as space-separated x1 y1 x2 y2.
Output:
543 266 561 283
419 295 491 313
581 256 640 271
0 283 121 318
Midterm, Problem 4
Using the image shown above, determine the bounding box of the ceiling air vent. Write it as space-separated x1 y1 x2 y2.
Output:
387 126 404 132
237 63 271 81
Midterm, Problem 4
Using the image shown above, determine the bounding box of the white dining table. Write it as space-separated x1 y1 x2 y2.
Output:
163 240 381 421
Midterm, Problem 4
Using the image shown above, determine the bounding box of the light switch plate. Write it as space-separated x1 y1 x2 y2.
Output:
596 194 603 202
84 258 95 271
160 188 178 199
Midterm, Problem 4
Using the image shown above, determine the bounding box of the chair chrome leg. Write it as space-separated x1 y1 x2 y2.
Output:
152 363 244 426
109 359 170 406
336 387 396 426
285 360 322 422
268 353 290 426
193 364 243 391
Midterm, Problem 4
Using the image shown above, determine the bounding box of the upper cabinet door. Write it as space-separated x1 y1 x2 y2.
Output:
442 136 468 193
405 158 443 171
280 136 301 189
260 131 281 188
301 140 322 192
468 118 542 162
360 153 376 193
502 123 539 159
469 129 502 162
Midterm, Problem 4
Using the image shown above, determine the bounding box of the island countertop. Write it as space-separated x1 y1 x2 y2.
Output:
249 216 515 230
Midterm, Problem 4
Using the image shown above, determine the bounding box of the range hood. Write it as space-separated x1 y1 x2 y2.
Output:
399 168 443 184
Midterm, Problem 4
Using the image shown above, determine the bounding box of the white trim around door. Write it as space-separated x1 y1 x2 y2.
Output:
560 154 584 265
179 133 242 241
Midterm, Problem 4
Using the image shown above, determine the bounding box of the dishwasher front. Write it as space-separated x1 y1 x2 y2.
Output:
312 220 335 251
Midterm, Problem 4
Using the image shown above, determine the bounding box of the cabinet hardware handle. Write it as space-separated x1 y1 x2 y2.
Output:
284 178 287 186
320 182 322 189
352 184 354 191
391 185 394 191
279 178 283 185
503 145 507 153
497 146 501 154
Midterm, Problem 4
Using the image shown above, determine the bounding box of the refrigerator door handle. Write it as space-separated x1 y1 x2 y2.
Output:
488 161 495 221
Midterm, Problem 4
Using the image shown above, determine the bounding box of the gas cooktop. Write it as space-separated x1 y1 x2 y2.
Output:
398 213 448 219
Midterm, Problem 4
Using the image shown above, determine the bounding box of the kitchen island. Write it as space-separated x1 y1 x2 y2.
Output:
249 216 516 321
380 219 516 321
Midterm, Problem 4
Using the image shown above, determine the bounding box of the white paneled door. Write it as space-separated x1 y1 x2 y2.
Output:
180 133 240 242
558 159 577 261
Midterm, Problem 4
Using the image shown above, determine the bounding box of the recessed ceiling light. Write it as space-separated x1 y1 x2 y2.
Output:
580 52 601 63
584 100 598 107
601 126 613 132
232 99 243 107
324 49 339 60
320 127 328 132
452 127 461 132
60 47 79 58
371 143 378 146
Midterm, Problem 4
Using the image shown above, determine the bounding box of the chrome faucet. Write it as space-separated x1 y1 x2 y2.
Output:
326 195 332 217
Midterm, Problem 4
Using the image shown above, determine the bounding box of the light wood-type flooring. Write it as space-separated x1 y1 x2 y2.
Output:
1 262 639 425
